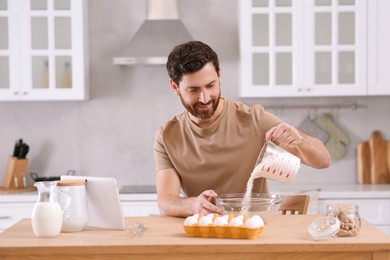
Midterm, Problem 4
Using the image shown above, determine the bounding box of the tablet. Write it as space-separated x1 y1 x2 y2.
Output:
60 175 126 230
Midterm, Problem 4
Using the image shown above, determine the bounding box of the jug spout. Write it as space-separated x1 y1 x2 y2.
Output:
34 181 59 203
34 181 57 192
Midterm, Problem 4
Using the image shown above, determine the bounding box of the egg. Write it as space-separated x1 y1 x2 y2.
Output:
221 215 229 221
235 215 244 222
213 216 228 226
184 216 198 226
229 216 244 226
245 216 264 228
206 213 216 220
249 215 264 225
193 213 200 220
251 215 262 221
198 216 213 226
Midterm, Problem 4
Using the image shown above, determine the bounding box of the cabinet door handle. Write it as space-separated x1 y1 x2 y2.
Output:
22 91 28 95
14 92 19 95
0 215 11 219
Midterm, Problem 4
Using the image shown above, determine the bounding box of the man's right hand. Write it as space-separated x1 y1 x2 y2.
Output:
156 168 222 217
191 190 222 215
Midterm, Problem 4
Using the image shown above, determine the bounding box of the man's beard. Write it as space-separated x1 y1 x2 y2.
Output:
180 93 221 120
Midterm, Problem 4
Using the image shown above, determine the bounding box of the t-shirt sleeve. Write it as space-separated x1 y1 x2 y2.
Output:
253 104 282 132
153 127 174 172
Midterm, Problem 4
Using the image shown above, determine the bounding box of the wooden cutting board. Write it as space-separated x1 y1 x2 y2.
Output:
357 130 390 184
370 131 390 184
357 140 371 184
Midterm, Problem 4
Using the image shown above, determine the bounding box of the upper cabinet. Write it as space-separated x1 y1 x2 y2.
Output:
0 0 88 101
240 0 389 97
367 0 390 95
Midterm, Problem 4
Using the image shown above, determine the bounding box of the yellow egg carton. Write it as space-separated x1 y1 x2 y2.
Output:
183 213 264 239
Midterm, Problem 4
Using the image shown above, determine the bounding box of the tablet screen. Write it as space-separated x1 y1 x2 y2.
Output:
60 175 126 230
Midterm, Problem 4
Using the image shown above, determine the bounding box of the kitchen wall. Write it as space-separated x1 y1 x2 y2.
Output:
0 0 389 187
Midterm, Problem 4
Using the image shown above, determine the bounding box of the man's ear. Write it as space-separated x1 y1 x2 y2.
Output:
170 80 180 96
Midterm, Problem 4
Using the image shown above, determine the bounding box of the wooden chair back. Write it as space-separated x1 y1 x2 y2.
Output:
279 195 310 215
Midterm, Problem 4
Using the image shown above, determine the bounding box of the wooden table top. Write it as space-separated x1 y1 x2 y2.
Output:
0 215 390 259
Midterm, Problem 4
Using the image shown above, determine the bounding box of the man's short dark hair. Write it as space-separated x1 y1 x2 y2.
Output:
166 41 220 85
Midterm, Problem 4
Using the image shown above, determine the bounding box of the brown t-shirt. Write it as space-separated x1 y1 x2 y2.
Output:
153 99 281 197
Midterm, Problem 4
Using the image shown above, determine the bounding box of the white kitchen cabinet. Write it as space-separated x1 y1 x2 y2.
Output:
317 198 390 236
367 0 390 95
0 203 35 232
239 0 369 97
269 183 390 237
0 194 36 233
121 201 160 217
0 193 159 233
0 0 88 101
119 193 159 216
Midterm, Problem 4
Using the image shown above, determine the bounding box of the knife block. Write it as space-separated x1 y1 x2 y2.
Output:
2 156 28 188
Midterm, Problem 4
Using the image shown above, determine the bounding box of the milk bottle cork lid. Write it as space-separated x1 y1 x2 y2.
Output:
57 180 86 186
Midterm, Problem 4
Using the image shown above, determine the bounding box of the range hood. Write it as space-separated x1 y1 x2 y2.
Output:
113 0 192 66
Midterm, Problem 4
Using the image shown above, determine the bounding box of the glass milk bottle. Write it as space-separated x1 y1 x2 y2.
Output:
31 181 63 238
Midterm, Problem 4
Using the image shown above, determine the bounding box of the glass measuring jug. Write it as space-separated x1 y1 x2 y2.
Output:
31 181 64 238
252 141 301 183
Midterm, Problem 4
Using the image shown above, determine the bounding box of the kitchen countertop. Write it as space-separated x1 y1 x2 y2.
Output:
0 215 389 259
1 184 390 202
119 185 157 201
0 185 158 202
97 182 390 199
119 185 156 194
268 183 390 199
0 191 158 202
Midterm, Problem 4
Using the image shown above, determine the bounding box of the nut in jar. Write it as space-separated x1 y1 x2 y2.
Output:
326 204 361 237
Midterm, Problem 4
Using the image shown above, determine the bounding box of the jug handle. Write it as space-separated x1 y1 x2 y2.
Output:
57 190 71 213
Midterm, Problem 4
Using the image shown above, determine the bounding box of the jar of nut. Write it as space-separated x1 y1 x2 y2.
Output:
326 204 361 237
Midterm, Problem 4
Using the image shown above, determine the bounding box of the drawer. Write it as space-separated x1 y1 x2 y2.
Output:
376 225 390 237
317 199 390 225
121 201 159 216
0 203 35 230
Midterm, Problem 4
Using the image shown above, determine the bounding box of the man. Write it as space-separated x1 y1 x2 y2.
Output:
154 41 331 217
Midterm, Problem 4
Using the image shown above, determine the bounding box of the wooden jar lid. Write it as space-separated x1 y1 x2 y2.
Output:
56 180 86 186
